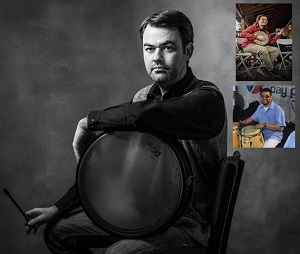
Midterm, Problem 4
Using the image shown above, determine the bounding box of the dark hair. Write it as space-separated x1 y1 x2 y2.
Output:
255 14 269 27
260 88 272 95
139 10 194 50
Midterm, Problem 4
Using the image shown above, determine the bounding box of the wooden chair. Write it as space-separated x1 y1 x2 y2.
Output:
157 151 245 254
206 151 244 254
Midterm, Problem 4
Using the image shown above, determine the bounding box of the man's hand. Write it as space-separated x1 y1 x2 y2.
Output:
254 123 264 129
25 206 59 234
257 35 265 41
72 117 97 162
277 28 285 36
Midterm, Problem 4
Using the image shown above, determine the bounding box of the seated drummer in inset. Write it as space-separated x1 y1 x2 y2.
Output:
237 88 285 148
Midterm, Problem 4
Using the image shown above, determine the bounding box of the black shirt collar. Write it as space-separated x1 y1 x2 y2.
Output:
147 67 194 100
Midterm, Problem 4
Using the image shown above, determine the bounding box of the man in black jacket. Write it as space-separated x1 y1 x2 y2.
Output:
26 10 227 254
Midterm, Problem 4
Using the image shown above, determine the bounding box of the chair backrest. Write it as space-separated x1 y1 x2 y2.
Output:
236 38 244 52
207 151 245 254
277 39 292 53
277 39 292 46
236 37 244 45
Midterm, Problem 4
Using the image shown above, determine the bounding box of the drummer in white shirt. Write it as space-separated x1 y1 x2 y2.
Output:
236 88 286 148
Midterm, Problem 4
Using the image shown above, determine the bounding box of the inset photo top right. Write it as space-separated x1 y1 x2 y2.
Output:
236 3 292 81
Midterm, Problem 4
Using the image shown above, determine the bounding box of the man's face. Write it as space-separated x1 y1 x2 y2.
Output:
142 25 191 91
258 16 268 27
261 91 272 106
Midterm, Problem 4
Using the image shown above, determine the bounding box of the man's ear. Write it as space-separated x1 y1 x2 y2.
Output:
185 42 194 61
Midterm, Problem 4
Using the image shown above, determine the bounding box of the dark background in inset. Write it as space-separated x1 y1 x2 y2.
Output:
0 0 299 253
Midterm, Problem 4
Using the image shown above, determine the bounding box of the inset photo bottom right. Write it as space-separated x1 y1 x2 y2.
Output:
233 85 295 148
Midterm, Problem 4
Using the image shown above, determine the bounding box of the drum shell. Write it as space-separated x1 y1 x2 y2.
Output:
76 131 193 237
233 124 240 148
239 126 264 148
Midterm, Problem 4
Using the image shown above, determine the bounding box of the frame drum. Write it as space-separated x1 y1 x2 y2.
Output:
233 124 240 148
77 131 194 237
240 126 264 148
253 31 269 46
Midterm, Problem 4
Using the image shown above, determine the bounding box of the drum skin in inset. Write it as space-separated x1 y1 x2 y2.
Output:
240 125 264 148
77 131 194 237
253 31 269 45
232 124 240 148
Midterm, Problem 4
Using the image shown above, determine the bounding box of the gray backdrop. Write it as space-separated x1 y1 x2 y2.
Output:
0 0 299 253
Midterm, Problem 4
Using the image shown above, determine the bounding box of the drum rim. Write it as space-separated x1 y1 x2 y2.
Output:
240 126 261 136
76 131 193 238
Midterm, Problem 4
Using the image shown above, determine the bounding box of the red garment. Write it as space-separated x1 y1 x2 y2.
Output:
241 24 281 48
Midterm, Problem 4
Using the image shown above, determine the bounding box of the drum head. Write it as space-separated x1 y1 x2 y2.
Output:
77 131 192 237
241 126 260 136
254 31 269 45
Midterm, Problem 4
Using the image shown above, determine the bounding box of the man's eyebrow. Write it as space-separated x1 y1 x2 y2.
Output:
143 40 176 47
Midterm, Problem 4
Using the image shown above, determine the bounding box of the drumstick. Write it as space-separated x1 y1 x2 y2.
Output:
3 188 29 222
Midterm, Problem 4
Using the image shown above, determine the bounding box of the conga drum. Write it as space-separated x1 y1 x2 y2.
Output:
77 131 194 237
232 124 240 148
240 126 264 148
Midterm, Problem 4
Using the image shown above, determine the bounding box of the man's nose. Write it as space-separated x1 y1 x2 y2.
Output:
153 48 163 63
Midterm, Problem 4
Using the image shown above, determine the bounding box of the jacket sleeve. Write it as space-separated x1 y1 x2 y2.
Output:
54 183 81 215
241 25 257 41
268 33 281 45
88 86 225 140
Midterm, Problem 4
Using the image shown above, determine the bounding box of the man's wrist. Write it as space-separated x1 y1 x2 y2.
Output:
47 205 60 222
50 205 59 216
